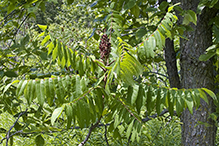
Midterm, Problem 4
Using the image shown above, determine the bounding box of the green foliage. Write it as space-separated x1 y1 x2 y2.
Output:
0 0 219 146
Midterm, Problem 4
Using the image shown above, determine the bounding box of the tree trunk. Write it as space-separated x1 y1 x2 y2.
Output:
178 1 217 145
159 0 181 88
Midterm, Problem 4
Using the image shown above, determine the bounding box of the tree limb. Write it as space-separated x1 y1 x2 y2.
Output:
5 109 27 146
7 13 30 49
104 125 109 146
78 117 102 146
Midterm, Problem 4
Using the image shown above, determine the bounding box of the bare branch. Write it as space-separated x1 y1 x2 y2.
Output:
104 125 109 146
78 117 102 146
5 109 27 146
7 13 30 49
142 109 169 123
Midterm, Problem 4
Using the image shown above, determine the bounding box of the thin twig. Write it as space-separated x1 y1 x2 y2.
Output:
5 109 27 146
148 71 169 78
78 117 102 146
104 125 109 146
0 10 17 27
7 13 30 49
142 109 169 122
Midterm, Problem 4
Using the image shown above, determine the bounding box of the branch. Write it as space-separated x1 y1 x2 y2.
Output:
104 125 109 146
0 109 173 145
142 109 169 122
5 109 27 146
78 117 102 146
7 13 30 49
148 71 169 78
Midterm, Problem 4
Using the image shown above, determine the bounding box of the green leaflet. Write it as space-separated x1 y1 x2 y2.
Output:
88 97 96 123
94 88 104 116
156 88 161 115
58 77 65 103
176 90 184 116
80 77 86 93
57 41 63 63
131 127 137 142
48 78 55 106
76 101 85 128
39 79 45 107
201 88 217 101
183 10 197 25
127 86 133 104
51 106 65 125
146 86 153 114
136 84 145 114
120 52 143 85
24 80 30 103
29 80 36 104
126 119 134 139
41 35 50 46
53 77 64 104
154 31 162 49
75 75 81 98
3 80 19 95
37 24 47 31
131 5 140 18
143 39 155 58
148 36 156 53
198 89 209 104
61 47 66 68
47 42 54 55
184 90 193 114
35 134 45 146
162 20 171 31
35 80 41 106
17 80 27 97
120 108 130 124
114 114 121 129
52 39 58 62
78 54 84 77
194 89 201 109
167 90 174 116
66 48 71 67
131 85 139 106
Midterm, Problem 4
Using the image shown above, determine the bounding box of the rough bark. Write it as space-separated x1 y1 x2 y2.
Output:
178 1 217 145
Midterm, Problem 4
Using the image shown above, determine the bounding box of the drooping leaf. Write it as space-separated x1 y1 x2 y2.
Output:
126 119 134 139
51 106 65 125
199 52 215 61
37 24 47 31
198 89 209 104
156 88 162 115
131 85 139 105
17 80 28 97
201 88 217 101
184 90 193 114
136 84 144 114
183 10 197 25
35 134 45 146
65 104 74 129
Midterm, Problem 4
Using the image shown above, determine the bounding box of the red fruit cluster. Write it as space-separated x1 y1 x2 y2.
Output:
99 34 111 60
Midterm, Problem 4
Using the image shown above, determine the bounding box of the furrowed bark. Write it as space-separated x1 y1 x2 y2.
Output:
177 1 218 145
